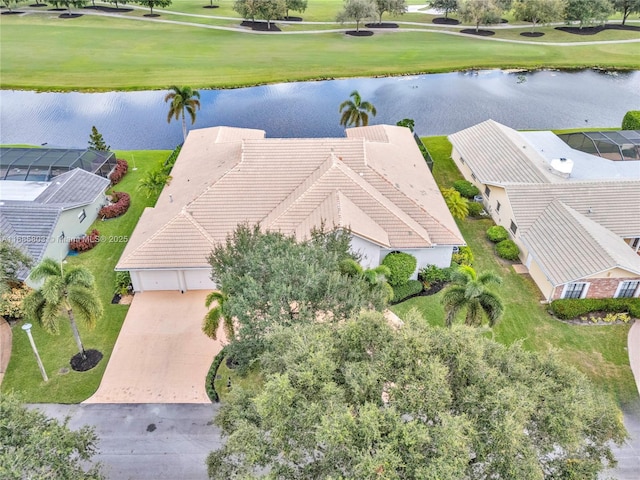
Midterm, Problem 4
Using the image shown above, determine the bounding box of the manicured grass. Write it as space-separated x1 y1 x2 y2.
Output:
1 9 638 91
1 150 171 403
214 358 264 403
392 136 638 407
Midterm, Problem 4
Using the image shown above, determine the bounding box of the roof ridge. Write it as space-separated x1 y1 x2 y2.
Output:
181 206 216 245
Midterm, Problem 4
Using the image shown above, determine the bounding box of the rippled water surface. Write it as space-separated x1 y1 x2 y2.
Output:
1 69 638 149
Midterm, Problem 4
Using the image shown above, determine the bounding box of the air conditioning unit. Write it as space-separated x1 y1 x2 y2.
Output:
473 195 483 203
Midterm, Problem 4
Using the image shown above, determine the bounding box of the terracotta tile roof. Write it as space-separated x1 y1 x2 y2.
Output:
117 126 464 270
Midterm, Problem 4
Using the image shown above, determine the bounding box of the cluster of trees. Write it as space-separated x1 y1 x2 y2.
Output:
233 0 308 26
430 0 640 31
336 0 407 30
2 0 176 16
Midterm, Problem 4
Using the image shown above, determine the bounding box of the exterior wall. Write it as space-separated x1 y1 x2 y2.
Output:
527 258 555 301
550 273 640 300
380 246 454 279
350 235 382 269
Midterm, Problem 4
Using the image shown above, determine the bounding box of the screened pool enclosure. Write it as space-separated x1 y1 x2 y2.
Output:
558 130 640 162
0 148 116 181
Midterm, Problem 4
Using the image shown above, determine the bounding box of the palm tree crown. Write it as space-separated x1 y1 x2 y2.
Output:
441 265 504 328
23 258 103 359
203 291 234 341
339 90 377 127
165 85 201 141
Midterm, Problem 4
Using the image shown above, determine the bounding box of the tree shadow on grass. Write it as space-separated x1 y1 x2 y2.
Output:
345 30 374 36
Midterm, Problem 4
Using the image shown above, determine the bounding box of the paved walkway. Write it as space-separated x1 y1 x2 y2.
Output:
85 291 225 404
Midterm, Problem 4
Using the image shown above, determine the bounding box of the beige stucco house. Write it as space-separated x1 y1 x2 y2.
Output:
116 125 465 292
449 120 640 301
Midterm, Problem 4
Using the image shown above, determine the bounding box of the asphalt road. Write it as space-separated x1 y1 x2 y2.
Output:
30 402 640 479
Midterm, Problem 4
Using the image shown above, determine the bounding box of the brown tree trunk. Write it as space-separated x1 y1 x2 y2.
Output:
67 308 87 359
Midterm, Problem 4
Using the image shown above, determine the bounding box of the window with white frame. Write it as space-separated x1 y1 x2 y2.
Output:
484 185 491 197
78 209 86 223
562 282 588 299
615 280 639 298
510 220 517 235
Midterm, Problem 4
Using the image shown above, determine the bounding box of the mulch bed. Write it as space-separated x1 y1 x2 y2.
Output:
280 16 302 21
554 311 635 326
365 22 399 28
520 32 544 37
85 6 133 12
48 7 66 10
143 13 161 17
432 17 460 25
461 29 495 36
70 349 103 372
345 30 374 36
555 25 604 35
202 5 219 8
29 2 48 5
421 281 448 296
1 11 24 14
59 13 82 18
606 24 640 32
240 20 281 31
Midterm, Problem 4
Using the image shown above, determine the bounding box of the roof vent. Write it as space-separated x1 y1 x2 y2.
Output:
549 157 573 178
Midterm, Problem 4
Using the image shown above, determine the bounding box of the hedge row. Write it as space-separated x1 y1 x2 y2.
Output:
206 345 228 403
452 180 479 199
69 229 99 252
99 191 131 219
550 298 640 320
109 159 129 185
391 280 423 304
486 225 509 243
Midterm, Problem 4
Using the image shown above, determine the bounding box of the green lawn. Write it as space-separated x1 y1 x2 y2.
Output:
1 6 638 91
392 136 637 407
1 150 171 403
214 358 264 403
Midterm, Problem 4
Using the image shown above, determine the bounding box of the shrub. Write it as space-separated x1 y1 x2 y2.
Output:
99 191 131 219
551 298 640 320
452 246 474 266
206 346 228 403
114 271 132 295
486 225 509 243
391 280 423 304
622 110 640 130
162 145 182 174
419 264 453 285
109 159 129 185
69 229 99 252
467 201 484 217
382 252 417 287
0 284 31 320
452 180 480 199
495 239 520 261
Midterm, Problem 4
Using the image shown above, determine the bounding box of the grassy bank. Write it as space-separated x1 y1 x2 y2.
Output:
1 12 638 91
1 150 170 403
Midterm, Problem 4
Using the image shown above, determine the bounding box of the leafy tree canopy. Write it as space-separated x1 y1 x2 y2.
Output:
458 0 503 31
0 236 32 293
373 0 407 24
337 0 378 31
0 393 104 479
565 0 613 28
429 0 458 18
513 0 567 31
208 311 627 479
285 0 307 17
613 0 640 25
88 126 110 151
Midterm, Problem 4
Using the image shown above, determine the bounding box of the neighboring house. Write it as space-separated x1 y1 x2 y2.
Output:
117 125 465 292
449 120 640 301
0 168 110 284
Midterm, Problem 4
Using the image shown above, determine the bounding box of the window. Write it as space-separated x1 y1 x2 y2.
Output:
484 185 491 197
632 237 640 250
78 209 86 223
59 232 65 242
616 280 639 298
563 282 588 299
471 173 477 181
460 157 465 164
510 221 517 235
496 201 501 212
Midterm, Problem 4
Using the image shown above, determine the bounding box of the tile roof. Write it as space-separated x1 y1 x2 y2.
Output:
118 125 464 270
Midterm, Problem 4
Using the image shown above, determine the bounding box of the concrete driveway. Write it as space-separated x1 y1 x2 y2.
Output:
85 291 226 404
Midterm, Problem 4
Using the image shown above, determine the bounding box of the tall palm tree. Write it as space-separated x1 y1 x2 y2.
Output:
164 85 201 141
339 90 377 127
203 291 234 340
339 258 393 302
441 265 503 328
23 258 103 360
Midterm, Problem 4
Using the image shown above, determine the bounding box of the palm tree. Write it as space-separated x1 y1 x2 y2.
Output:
339 90 377 127
441 187 469 220
441 265 503 328
339 258 393 302
164 86 201 141
203 291 234 340
23 258 103 360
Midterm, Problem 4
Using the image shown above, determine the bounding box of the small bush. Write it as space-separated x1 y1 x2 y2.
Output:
419 264 453 284
163 145 182 174
551 298 640 320
69 229 99 252
0 284 31 320
109 159 129 185
467 201 484 217
452 180 480 199
206 346 228 403
622 111 640 130
382 252 417 287
495 239 520 261
391 280 423 304
99 191 131 219
114 271 132 295
452 246 474 266
486 225 509 243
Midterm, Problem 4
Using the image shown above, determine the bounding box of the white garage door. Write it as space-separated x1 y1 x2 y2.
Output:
139 270 181 291
184 269 216 291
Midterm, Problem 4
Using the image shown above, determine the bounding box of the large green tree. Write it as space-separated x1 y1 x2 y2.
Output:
87 126 110 151
137 0 172 17
234 0 258 20
0 236 32 293
207 311 626 479
373 0 407 24
48 0 87 15
513 0 567 32
429 0 458 18
337 0 378 32
164 85 201 141
441 264 504 327
458 0 502 32
613 0 640 25
285 0 307 18
23 258 103 360
208 224 389 369
565 0 613 28
255 0 287 29
339 90 377 127
0 393 104 479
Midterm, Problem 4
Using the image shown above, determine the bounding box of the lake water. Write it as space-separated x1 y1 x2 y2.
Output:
1 69 639 150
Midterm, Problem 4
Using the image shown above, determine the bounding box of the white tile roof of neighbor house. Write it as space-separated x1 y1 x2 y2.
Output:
117 125 464 270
